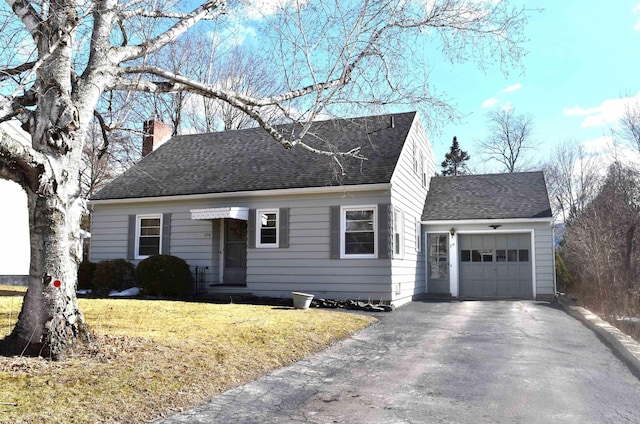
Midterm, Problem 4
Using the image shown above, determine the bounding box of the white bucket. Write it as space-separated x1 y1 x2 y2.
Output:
292 292 314 309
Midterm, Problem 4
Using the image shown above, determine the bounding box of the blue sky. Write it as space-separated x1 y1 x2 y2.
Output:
429 0 640 170
1 0 640 275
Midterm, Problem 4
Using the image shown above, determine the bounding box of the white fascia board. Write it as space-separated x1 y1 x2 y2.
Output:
89 183 392 206
421 217 553 226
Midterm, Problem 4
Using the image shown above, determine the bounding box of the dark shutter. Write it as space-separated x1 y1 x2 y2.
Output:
329 206 340 259
279 208 289 248
162 213 171 255
247 209 256 248
127 214 136 260
378 204 392 259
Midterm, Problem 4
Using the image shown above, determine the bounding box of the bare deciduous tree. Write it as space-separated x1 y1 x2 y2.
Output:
617 99 640 156
196 46 283 132
478 108 536 172
544 141 601 222
79 121 137 198
562 162 640 318
0 0 530 359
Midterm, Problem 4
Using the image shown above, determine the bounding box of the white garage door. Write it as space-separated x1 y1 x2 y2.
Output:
459 234 533 298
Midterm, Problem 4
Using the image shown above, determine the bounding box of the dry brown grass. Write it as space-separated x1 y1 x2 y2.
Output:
0 286 376 423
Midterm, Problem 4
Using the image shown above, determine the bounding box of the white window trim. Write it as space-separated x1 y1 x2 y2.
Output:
340 205 378 259
135 214 163 260
393 207 404 259
256 208 279 248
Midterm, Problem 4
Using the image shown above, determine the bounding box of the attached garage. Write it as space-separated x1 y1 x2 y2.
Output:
421 172 556 301
458 233 532 298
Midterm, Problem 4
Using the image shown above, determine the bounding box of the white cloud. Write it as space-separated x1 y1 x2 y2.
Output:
563 92 640 128
482 82 521 109
634 2 640 30
581 136 615 155
209 22 257 50
242 0 309 20
481 97 499 108
500 83 522 93
579 135 640 172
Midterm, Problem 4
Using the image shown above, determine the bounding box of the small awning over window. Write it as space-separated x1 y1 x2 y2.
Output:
190 207 249 221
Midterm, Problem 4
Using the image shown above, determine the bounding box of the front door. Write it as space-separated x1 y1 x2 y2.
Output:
223 219 247 285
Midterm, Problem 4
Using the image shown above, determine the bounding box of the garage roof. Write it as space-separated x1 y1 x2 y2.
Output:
422 171 552 221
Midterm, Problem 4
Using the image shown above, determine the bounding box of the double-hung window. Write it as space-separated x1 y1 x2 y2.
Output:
136 215 162 258
256 209 279 247
393 208 404 258
420 152 427 188
341 206 377 258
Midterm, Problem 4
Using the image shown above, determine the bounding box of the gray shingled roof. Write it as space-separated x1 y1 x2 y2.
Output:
91 112 416 200
421 172 552 221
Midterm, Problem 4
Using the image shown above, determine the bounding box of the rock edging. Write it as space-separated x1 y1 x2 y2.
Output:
558 295 640 376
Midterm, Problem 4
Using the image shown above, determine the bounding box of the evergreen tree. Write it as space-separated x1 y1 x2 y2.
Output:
441 136 471 176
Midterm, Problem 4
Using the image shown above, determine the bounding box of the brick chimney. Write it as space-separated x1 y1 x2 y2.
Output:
142 119 172 157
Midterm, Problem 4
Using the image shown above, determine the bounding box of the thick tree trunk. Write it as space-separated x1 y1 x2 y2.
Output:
2 161 90 360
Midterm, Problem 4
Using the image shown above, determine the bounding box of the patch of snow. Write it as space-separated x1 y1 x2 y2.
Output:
615 316 640 323
77 289 92 295
109 287 141 297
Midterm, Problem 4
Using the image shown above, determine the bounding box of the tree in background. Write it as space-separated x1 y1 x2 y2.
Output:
544 141 600 223
561 162 640 316
440 136 470 176
478 108 536 172
0 0 530 359
617 99 640 156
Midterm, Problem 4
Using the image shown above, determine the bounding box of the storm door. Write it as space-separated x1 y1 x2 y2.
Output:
222 219 247 285
427 234 450 294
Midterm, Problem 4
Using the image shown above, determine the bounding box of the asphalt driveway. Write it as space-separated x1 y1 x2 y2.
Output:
161 301 640 423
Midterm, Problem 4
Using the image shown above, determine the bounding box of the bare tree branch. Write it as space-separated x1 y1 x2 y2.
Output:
0 128 50 191
116 0 226 63
4 0 42 42
92 110 110 159
118 8 224 19
0 61 36 81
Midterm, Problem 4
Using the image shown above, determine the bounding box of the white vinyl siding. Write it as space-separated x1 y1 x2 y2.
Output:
388 116 435 303
533 224 555 297
90 189 395 300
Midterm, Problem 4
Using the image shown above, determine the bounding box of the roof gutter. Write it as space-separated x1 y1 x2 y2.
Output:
422 217 554 226
89 183 392 206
